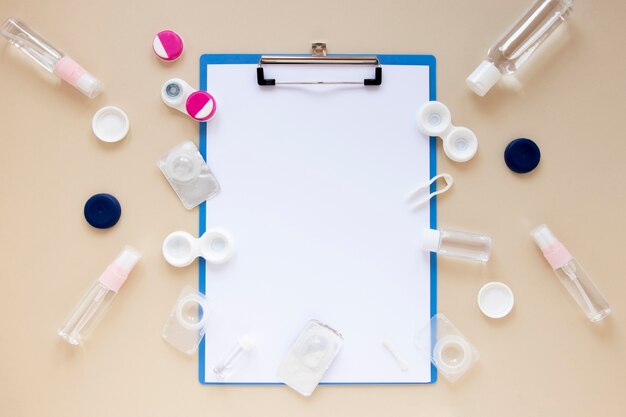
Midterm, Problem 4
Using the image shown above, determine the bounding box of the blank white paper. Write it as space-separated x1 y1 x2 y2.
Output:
201 62 433 383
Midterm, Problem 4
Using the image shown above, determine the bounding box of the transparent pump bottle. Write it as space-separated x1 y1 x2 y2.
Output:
58 246 141 345
1 18 103 98
466 0 574 96
531 225 611 322
422 228 492 262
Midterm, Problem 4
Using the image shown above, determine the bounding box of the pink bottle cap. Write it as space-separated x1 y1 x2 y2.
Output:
186 91 217 121
152 30 184 62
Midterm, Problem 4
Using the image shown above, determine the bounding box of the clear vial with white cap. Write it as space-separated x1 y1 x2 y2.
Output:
213 336 255 380
58 246 141 345
531 224 611 322
466 0 574 96
422 228 492 262
1 18 103 98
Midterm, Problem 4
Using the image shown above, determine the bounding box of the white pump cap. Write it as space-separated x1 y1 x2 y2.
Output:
530 224 559 251
422 229 441 253
113 245 142 273
466 60 502 96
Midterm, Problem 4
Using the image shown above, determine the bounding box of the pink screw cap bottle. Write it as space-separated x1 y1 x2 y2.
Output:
58 246 141 345
531 225 611 322
1 18 103 98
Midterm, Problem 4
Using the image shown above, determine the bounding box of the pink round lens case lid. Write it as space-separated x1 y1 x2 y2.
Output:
186 90 217 121
152 30 184 61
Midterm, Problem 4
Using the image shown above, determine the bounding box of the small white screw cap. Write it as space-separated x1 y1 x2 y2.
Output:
477 282 514 318
421 229 441 253
466 60 502 96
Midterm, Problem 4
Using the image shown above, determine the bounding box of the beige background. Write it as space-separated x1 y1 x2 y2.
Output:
1 0 625 416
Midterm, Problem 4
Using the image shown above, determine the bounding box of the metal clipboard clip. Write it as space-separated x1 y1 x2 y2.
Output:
257 42 382 86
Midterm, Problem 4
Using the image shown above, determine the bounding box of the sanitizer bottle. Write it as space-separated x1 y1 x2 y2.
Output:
466 0 574 96
1 18 103 98
58 246 141 345
531 225 611 322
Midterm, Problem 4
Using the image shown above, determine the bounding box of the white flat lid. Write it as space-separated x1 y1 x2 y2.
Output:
477 282 514 319
92 106 129 142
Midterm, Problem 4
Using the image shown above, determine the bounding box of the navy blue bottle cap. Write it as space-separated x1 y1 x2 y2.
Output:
504 138 541 173
84 193 121 229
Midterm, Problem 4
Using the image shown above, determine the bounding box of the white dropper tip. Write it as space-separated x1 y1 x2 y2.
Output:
530 224 559 251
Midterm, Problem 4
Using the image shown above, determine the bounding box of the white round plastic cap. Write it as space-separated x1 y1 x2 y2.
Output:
443 127 478 162
422 229 441 253
92 106 129 142
417 101 452 137
477 282 514 318
466 60 502 97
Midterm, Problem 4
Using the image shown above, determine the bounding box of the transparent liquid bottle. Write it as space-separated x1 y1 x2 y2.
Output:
422 228 492 262
58 246 141 345
531 225 611 322
213 336 255 380
1 17 103 98
466 0 574 96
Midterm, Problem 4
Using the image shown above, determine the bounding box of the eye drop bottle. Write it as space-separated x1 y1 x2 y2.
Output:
1 18 103 98
58 246 141 345
422 228 492 262
531 225 611 322
466 0 574 96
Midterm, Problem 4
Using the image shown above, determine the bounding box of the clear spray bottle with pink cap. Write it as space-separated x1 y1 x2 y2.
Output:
58 246 141 345
1 18 103 98
531 225 611 322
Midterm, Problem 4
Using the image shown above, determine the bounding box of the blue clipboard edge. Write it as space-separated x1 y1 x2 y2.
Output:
197 54 437 385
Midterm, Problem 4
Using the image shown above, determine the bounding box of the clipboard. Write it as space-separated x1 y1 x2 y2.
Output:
198 48 437 385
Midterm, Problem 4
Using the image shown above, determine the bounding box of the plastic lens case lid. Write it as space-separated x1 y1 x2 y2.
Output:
162 286 211 355
415 313 479 382
277 320 343 397
157 140 220 209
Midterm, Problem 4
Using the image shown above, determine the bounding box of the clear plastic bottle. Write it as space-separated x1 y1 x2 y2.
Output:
1 18 103 98
466 0 574 96
213 336 255 380
58 246 141 345
531 225 611 322
421 228 492 262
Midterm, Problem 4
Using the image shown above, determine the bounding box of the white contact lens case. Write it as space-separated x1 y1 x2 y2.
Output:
162 229 234 267
417 101 478 163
